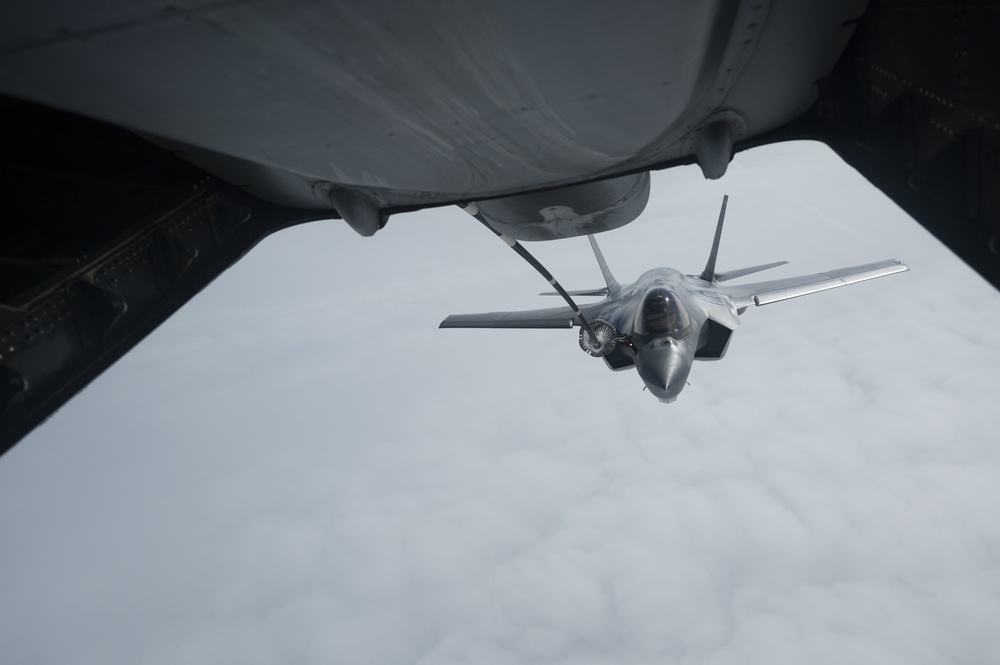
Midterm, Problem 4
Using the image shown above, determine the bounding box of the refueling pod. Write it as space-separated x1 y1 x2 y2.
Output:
474 172 650 241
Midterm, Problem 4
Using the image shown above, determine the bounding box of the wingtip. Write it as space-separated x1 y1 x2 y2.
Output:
882 259 910 273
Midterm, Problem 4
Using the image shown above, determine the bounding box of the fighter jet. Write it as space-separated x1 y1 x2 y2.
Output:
441 197 908 402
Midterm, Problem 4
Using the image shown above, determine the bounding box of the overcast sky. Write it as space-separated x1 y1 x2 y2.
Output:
2 141 999 665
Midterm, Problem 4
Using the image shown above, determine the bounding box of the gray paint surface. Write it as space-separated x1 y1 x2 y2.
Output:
1 142 999 664
0 1 862 208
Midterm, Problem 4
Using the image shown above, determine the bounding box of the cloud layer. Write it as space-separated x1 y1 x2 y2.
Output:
2 143 999 665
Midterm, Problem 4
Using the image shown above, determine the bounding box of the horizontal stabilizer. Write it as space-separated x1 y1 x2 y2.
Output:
714 261 788 282
539 288 609 297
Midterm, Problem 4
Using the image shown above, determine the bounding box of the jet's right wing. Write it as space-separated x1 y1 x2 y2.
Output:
718 260 908 308
440 303 605 329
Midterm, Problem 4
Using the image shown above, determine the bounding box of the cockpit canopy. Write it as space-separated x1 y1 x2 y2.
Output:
632 288 691 341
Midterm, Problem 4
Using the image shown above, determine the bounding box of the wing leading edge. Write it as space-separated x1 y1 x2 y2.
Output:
719 259 908 307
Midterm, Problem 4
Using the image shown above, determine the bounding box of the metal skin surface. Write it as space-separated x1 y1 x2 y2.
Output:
475 172 651 241
441 198 908 402
0 0 861 211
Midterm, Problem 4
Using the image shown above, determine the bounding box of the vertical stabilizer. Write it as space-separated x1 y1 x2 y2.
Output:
587 235 620 295
699 195 728 282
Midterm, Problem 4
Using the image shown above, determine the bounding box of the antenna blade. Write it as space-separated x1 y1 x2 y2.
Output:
699 195 728 282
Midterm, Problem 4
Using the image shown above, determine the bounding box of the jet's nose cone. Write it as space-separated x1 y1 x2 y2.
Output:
635 342 692 403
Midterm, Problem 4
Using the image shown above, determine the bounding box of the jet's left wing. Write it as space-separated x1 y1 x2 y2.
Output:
440 303 605 329
718 259 908 308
